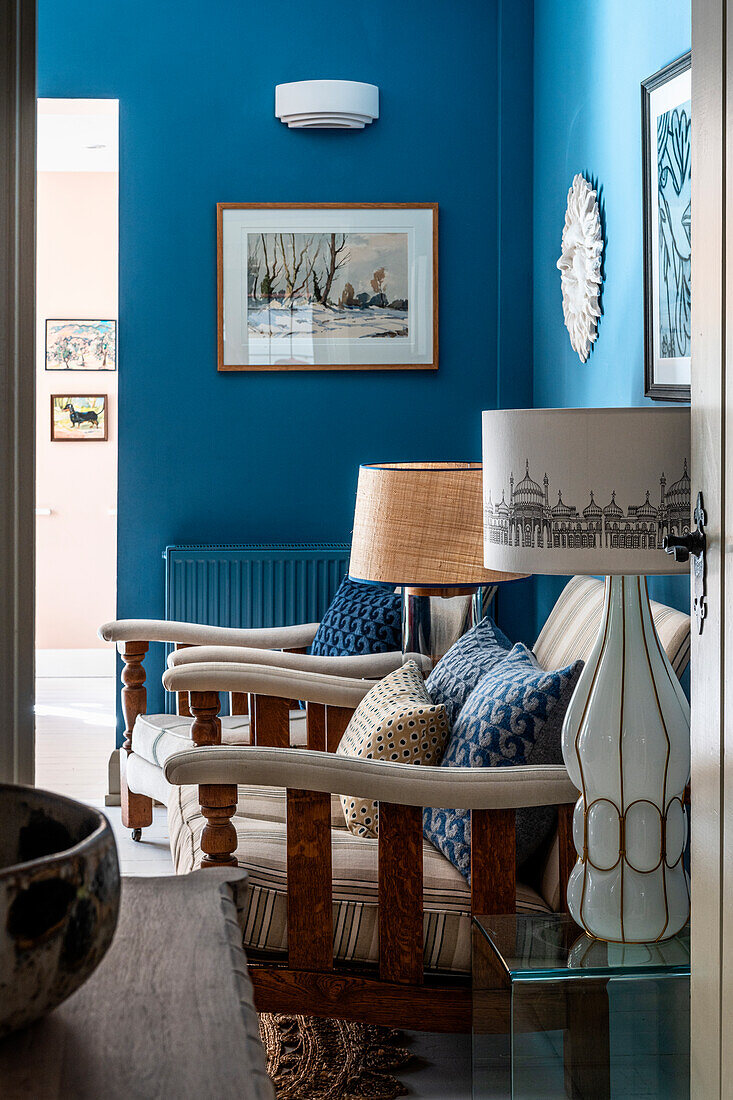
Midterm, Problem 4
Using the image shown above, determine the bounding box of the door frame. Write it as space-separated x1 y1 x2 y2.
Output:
690 0 732 1093
1 0 730 1087
0 0 36 785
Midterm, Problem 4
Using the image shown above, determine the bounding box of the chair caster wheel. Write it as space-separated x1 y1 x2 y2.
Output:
131 828 142 842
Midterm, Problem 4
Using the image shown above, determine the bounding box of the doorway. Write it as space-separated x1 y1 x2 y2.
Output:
34 98 119 801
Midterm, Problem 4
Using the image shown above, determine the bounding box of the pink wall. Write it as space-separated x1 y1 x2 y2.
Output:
36 170 118 648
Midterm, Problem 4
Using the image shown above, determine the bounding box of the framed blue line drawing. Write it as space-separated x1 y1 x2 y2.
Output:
642 53 691 402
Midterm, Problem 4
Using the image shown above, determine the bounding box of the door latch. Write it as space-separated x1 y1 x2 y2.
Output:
663 491 707 634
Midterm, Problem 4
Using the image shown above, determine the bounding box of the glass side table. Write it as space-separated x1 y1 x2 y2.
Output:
472 914 690 1100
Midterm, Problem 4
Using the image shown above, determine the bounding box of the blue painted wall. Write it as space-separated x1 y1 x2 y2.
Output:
38 0 535 725
532 0 691 638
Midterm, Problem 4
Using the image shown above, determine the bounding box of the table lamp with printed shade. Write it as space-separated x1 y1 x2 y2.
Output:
481 408 691 944
348 462 526 666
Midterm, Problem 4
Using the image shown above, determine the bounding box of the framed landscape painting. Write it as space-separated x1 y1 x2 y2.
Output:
217 203 437 371
642 53 691 401
45 319 117 371
51 395 107 441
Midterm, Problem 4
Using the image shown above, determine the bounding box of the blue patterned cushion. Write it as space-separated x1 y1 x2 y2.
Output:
310 576 402 657
423 644 583 877
425 615 512 728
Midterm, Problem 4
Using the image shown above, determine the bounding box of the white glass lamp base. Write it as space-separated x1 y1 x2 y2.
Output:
562 575 690 943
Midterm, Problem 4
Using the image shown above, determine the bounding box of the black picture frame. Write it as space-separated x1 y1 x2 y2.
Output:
642 51 691 402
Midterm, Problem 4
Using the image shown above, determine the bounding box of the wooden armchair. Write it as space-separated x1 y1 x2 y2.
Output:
99 576 689 1034
97 616 405 839
151 575 690 1033
160 662 577 1032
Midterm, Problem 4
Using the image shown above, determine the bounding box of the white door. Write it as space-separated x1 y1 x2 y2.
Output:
690 0 733 1092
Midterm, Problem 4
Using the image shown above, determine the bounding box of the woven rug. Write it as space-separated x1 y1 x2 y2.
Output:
259 1013 412 1100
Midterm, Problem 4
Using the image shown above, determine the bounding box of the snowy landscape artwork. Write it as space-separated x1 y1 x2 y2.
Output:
247 232 409 340
219 204 436 370
46 320 117 371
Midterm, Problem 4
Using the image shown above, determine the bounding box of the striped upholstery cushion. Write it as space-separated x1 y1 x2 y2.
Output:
533 576 690 677
168 784 550 975
132 711 307 769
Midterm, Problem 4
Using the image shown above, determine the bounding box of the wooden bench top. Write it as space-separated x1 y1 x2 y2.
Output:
0 869 272 1100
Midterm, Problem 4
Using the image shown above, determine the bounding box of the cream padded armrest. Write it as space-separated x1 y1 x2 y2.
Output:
98 619 320 650
162 661 372 709
166 645 404 679
164 746 578 809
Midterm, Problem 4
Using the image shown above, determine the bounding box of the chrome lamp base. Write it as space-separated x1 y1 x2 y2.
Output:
401 586 493 668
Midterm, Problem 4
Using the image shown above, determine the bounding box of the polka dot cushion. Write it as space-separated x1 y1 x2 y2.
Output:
336 660 450 838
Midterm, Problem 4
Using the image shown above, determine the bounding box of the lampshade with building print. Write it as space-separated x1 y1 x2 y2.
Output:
481 408 691 576
481 407 692 946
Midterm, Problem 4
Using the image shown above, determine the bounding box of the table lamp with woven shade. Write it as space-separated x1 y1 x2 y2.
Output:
348 462 525 664
482 407 691 944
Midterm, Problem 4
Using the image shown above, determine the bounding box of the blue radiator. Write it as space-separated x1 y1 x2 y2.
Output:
163 543 350 713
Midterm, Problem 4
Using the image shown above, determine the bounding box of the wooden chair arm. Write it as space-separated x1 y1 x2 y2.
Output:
163 661 373 710
166 644 406 679
163 745 577 809
99 618 320 650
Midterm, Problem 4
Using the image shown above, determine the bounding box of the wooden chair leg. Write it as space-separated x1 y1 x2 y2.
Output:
120 750 153 838
189 690 238 868
564 979 611 1100
471 808 516 915
120 641 152 838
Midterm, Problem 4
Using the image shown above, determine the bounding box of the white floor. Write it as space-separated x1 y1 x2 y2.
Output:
33 672 474 1096
35 674 175 876
35 675 116 802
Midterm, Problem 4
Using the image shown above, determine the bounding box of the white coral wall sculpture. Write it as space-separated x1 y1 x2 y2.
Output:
556 174 603 362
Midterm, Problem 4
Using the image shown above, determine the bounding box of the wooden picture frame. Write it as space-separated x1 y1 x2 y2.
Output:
642 53 691 402
50 395 108 441
45 319 117 371
217 202 438 371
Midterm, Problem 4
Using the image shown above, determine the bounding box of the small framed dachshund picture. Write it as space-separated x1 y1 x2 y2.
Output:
51 395 108 441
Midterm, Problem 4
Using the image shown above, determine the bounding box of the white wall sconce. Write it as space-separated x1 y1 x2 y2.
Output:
275 80 379 129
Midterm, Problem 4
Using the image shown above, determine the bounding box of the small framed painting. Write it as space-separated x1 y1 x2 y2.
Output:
51 395 108 441
217 203 438 371
46 319 117 371
642 53 691 401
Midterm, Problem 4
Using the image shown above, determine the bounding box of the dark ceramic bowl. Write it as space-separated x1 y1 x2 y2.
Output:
0 784 120 1037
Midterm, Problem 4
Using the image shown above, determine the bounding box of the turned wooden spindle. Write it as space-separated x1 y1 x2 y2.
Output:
120 640 149 752
199 784 239 868
119 640 153 836
189 690 238 868
189 690 222 747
